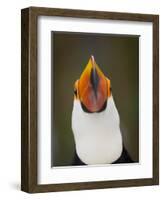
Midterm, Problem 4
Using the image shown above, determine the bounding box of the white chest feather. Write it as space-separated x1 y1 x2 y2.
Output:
72 96 123 165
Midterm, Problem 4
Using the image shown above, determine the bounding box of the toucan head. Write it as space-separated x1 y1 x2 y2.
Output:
74 55 111 113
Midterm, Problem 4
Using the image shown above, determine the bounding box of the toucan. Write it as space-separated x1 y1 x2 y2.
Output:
72 55 133 165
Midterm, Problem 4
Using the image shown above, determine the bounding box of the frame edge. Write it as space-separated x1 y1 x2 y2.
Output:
152 15 159 186
21 7 38 193
21 7 30 192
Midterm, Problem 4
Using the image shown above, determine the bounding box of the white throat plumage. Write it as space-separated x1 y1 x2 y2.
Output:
72 95 123 165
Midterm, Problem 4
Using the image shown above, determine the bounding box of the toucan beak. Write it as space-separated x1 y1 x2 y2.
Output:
78 55 110 113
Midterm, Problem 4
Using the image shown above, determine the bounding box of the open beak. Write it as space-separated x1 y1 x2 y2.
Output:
78 55 109 113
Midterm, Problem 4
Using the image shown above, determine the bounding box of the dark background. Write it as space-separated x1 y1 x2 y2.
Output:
51 31 139 167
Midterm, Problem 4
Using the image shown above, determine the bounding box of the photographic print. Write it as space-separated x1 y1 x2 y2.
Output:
21 7 159 193
52 32 139 167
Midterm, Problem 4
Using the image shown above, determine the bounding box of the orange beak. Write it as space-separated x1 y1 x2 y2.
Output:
78 56 111 113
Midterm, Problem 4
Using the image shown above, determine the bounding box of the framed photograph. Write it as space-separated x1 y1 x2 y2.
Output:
21 7 159 193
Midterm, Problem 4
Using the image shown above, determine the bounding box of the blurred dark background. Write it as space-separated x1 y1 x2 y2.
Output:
51 31 139 167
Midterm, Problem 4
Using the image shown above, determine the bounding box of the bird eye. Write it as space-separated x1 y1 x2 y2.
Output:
74 88 77 96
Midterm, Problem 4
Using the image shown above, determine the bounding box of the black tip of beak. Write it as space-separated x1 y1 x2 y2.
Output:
90 67 99 98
